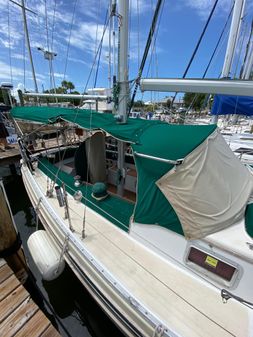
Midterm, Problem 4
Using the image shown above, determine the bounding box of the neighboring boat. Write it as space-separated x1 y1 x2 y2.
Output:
10 1 253 336
211 94 253 164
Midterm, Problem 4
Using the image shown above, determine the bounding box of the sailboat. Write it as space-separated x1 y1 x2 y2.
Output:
9 0 253 336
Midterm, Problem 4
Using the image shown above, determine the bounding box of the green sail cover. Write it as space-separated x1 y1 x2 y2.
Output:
11 106 216 235
11 106 161 143
245 203 253 238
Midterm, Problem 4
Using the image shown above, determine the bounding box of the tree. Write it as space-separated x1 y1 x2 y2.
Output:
166 98 171 109
183 92 207 111
61 80 68 93
61 80 75 93
133 100 144 111
133 100 144 107
68 81 75 93
71 91 81 106
42 82 80 105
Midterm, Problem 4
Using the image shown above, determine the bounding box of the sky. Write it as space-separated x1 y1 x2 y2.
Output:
0 0 253 102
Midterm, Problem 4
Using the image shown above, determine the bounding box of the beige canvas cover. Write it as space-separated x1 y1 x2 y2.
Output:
156 130 253 240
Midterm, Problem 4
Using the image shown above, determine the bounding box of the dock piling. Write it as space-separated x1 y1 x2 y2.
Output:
0 179 28 283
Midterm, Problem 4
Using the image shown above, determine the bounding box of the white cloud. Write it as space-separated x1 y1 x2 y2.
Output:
68 22 110 55
52 72 66 79
130 0 151 14
68 57 90 66
0 59 46 85
12 53 28 61
180 0 233 19
0 60 23 81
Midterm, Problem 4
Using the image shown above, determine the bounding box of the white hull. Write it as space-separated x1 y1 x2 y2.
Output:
21 161 253 337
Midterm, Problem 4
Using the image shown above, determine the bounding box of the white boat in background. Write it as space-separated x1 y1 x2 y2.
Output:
8 0 253 336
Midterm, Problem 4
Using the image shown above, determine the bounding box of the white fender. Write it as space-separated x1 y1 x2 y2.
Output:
28 230 65 281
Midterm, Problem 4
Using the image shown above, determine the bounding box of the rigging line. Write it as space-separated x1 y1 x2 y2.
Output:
93 0 101 85
94 8 109 88
170 0 219 107
152 0 160 103
240 19 253 78
143 0 165 104
108 2 112 88
137 0 140 69
50 58 57 95
112 1 116 82
44 0 52 91
150 0 154 104
21 122 54 139
44 0 50 52
129 0 132 73
23 12 26 89
7 1 13 84
38 159 130 230
63 0 78 82
93 40 103 89
50 0 57 52
186 5 233 114
44 127 75 190
203 3 234 79
129 0 164 114
81 14 111 102
59 190 130 232
44 0 57 96
233 21 247 78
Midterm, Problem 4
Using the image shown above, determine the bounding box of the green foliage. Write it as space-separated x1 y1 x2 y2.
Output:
0 89 16 105
183 92 207 110
144 104 154 112
132 100 145 111
166 98 171 108
42 81 80 106
61 80 75 93
133 100 144 108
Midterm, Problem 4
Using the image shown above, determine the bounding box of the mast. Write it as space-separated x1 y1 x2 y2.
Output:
243 43 253 79
10 0 38 92
117 0 129 124
116 0 129 196
20 0 38 93
211 0 245 123
221 0 246 77
241 22 253 79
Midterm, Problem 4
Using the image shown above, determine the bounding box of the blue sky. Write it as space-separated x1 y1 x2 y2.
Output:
0 0 252 101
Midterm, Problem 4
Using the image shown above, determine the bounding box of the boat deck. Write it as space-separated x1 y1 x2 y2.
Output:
0 259 60 337
26 164 252 337
38 158 134 232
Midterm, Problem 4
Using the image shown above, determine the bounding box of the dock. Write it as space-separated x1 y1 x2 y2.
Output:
0 144 20 167
0 259 61 337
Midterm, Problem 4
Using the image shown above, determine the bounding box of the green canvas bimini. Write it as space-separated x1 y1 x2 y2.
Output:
11 106 217 235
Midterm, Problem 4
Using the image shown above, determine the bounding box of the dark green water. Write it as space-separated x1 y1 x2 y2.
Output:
4 173 124 337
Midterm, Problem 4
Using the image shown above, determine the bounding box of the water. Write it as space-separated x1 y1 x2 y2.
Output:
4 173 124 337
